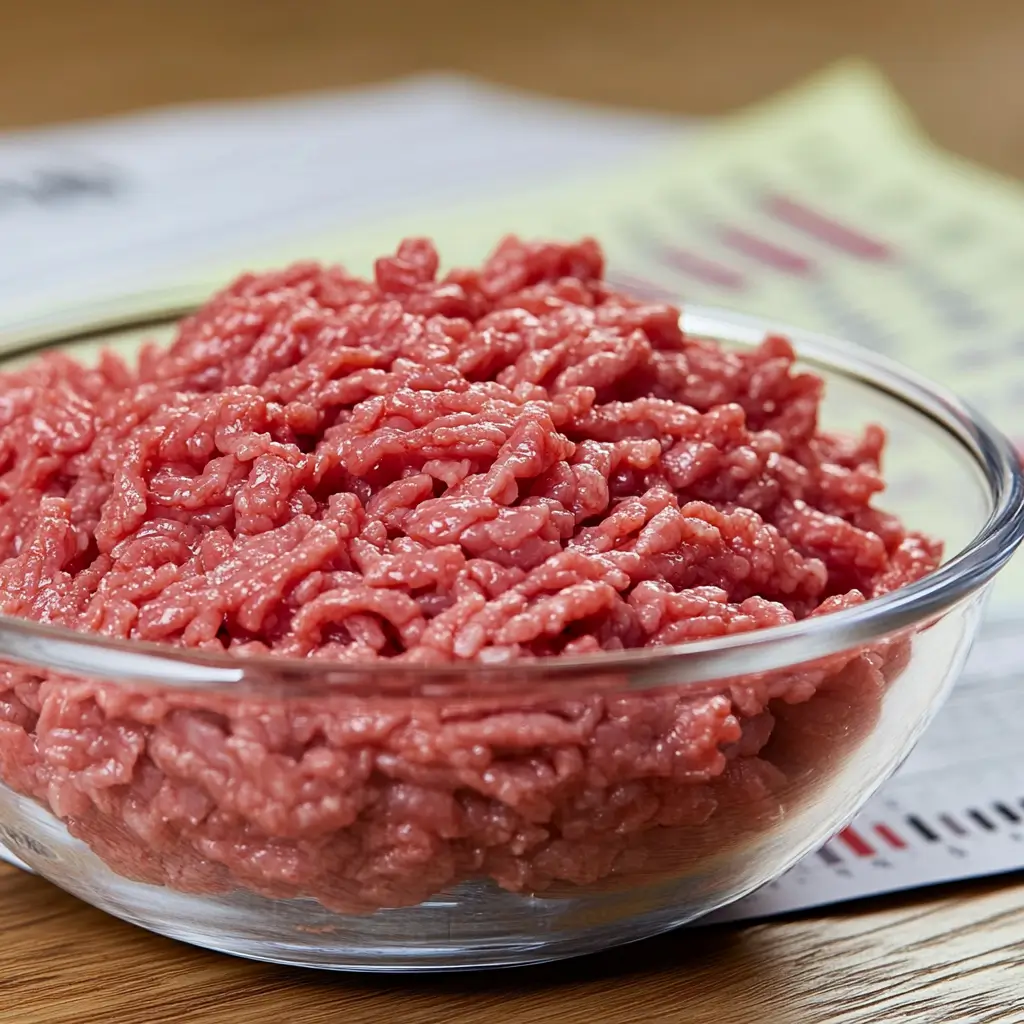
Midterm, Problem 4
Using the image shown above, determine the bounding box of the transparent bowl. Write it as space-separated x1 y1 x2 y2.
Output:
0 298 1020 972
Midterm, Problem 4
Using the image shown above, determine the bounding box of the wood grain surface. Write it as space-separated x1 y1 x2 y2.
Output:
1 1 1024 1021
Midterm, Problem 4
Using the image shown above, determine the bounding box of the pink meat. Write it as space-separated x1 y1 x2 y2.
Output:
0 236 940 909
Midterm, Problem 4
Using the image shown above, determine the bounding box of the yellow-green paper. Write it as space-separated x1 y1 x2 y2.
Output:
245 61 1024 606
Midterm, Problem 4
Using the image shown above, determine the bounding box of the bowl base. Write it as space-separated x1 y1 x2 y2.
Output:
0 785 744 972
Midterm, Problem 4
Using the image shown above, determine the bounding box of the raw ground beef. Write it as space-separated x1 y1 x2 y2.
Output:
0 237 941 910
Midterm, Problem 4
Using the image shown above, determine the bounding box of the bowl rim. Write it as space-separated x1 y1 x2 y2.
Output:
0 292 1020 693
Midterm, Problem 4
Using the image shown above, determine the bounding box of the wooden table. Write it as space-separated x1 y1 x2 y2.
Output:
1 2 1023 1021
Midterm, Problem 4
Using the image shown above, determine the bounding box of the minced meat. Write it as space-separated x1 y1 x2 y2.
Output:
0 237 940 909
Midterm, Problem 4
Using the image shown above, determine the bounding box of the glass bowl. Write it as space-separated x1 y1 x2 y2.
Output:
0 297 1020 973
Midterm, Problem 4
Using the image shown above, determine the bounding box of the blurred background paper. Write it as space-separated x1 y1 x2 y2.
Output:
0 74 686 325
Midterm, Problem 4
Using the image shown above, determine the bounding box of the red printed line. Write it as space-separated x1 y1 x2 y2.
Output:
654 245 747 290
874 823 907 850
838 826 874 857
715 226 815 276
761 193 893 262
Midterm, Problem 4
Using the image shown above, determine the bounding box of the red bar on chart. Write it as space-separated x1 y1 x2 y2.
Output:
655 245 747 290
760 193 893 261
874 823 907 850
715 226 815 276
838 826 874 857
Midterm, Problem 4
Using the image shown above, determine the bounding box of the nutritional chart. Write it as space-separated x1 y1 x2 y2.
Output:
716 615 1024 920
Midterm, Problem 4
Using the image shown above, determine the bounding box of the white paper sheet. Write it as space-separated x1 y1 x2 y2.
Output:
0 74 687 324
